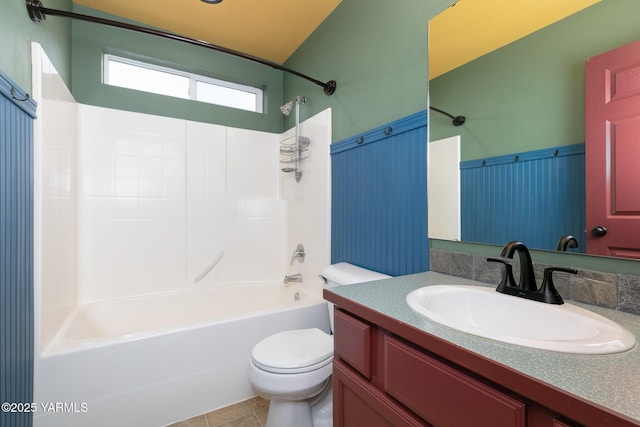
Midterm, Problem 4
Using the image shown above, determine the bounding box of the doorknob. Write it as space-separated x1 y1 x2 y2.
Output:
591 226 607 237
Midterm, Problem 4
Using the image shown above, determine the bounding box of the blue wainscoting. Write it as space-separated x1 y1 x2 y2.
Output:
331 111 429 276
0 72 37 427
461 144 585 251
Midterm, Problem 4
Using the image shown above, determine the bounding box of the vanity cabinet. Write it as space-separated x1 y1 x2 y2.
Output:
331 307 595 427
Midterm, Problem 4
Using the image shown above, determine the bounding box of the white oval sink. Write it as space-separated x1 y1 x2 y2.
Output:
406 285 636 354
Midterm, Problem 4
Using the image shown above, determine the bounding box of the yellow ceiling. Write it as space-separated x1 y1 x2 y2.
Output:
73 0 600 76
73 0 342 64
429 0 601 79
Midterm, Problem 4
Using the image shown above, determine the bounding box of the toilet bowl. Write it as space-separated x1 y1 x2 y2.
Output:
248 263 390 427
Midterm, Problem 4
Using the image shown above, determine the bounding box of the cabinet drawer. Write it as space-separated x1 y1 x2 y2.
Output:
334 309 372 378
384 336 526 427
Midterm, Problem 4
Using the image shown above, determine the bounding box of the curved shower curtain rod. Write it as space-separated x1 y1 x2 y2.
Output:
429 106 465 126
25 0 337 95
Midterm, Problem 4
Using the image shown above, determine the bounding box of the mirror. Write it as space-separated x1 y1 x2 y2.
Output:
428 0 640 259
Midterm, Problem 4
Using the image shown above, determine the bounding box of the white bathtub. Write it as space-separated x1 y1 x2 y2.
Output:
34 283 330 427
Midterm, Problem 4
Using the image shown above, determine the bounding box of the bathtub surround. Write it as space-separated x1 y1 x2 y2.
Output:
32 45 332 427
281 110 332 297
75 105 288 301
430 248 640 316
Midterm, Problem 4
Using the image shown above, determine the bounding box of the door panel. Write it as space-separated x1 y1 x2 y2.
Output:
585 39 640 258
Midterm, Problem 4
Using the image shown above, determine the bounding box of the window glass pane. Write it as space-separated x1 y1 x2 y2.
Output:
106 59 190 99
103 54 263 113
196 81 258 112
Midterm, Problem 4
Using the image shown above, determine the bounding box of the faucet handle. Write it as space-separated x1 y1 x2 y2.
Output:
290 243 305 265
539 267 577 305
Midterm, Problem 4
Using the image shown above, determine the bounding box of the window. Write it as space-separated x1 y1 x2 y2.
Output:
103 54 264 113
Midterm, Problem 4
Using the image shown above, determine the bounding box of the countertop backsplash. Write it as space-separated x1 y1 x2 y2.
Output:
430 249 640 316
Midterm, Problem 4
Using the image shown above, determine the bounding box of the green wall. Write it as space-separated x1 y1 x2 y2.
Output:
283 0 452 142
70 5 283 133
429 0 640 162
69 1 453 139
2 0 452 138
429 0 640 275
7 0 634 274
0 0 72 93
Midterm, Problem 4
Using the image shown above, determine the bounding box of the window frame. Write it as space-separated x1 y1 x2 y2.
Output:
103 53 264 113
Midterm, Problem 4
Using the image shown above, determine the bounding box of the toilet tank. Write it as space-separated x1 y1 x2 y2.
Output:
322 262 391 332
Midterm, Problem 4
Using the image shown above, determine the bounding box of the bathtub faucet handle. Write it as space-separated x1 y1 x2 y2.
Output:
284 274 302 285
290 243 305 265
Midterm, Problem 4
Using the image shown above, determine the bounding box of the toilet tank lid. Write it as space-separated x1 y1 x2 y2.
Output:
322 262 391 285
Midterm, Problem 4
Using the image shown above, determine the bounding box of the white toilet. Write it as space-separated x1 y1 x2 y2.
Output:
248 262 391 427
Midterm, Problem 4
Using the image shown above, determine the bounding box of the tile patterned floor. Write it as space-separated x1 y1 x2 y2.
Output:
167 397 269 427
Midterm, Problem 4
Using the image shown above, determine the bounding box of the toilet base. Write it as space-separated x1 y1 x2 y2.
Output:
264 382 333 427
311 386 333 427
266 400 313 427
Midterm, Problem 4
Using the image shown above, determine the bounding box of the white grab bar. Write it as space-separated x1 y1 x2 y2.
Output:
193 250 225 283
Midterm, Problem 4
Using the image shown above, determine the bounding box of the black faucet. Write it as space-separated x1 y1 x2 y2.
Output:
500 241 537 292
555 235 579 252
487 241 577 305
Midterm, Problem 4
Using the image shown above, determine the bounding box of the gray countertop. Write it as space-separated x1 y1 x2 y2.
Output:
327 271 640 424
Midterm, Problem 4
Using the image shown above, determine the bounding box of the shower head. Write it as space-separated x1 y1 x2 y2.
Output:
280 100 295 116
280 96 306 116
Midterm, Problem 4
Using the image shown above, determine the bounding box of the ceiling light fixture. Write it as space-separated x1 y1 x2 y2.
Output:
201 0 223 3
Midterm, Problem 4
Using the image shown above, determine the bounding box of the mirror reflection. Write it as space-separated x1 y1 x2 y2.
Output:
428 0 640 260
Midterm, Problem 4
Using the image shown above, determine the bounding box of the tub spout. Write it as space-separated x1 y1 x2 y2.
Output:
284 274 302 285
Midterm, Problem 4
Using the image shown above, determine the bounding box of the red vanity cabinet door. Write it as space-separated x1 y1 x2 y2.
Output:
333 359 430 427
384 335 526 427
552 418 578 427
334 308 373 378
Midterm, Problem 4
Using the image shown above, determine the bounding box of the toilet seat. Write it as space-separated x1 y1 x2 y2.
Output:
252 328 333 374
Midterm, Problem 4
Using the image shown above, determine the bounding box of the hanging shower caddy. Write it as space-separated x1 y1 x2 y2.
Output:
279 96 309 182
280 135 311 179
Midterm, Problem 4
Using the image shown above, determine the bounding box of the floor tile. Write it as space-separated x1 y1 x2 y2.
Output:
166 414 208 427
205 400 253 426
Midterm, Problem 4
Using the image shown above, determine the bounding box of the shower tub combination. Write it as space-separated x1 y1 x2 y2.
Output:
34 282 330 427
